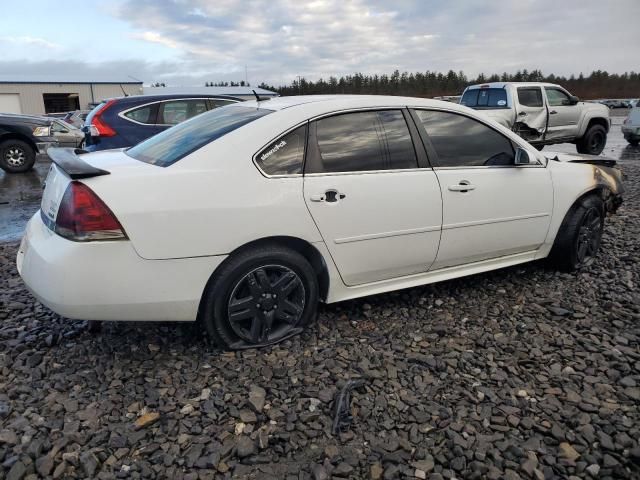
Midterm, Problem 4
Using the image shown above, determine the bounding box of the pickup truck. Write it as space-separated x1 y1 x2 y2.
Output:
460 82 610 155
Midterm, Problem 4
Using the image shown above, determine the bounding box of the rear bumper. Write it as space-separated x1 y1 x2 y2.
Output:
17 212 227 322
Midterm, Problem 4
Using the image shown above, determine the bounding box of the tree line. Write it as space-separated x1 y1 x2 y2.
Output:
257 70 640 99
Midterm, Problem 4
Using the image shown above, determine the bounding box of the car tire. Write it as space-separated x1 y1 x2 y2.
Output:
576 125 607 155
200 245 319 350
0 139 36 173
549 195 605 271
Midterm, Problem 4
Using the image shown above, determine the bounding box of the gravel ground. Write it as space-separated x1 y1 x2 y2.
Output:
1 163 639 480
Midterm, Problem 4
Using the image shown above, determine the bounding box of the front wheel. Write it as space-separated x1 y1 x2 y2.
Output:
0 139 36 173
200 245 319 350
549 195 605 271
576 125 607 155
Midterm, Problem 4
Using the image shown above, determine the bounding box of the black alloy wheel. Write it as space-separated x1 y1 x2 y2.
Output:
549 194 605 271
575 206 603 266
200 245 319 350
227 265 306 344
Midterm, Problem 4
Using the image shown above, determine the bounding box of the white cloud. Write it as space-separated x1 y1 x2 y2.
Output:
1 36 61 49
1 0 638 87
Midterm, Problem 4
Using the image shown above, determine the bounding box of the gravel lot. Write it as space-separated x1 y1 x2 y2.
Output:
1 127 639 479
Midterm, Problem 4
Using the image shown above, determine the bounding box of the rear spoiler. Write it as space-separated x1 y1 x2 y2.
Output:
47 148 110 179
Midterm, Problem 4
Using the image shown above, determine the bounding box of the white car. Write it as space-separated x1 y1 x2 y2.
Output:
17 95 624 349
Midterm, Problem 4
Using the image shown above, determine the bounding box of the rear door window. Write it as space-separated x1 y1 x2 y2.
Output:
127 106 273 167
124 105 154 124
307 110 417 173
208 99 236 110
461 88 508 109
517 88 544 107
159 99 208 125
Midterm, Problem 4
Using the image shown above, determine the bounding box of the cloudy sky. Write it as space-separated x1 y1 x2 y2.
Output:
2 0 638 86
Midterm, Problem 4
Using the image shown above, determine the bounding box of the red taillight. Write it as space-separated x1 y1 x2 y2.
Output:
55 182 126 241
90 99 116 137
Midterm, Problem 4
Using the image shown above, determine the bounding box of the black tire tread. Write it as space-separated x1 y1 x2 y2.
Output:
200 244 318 349
576 124 607 155
0 139 36 173
549 194 604 271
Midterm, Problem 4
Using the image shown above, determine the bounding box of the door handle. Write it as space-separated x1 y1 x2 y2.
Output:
518 112 527 117
310 190 346 203
549 110 558 114
448 182 475 193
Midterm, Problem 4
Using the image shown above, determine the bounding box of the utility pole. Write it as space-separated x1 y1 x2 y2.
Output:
297 75 302 94
245 65 248 86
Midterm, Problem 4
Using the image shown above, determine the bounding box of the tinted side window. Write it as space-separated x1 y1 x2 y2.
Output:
256 125 306 175
159 100 208 125
209 99 235 109
414 110 514 167
518 88 543 107
124 105 154 124
311 110 417 173
545 88 570 107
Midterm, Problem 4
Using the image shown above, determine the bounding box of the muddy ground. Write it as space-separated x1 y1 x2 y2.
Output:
0 115 639 479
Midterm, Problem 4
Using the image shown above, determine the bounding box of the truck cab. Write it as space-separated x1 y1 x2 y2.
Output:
460 82 610 155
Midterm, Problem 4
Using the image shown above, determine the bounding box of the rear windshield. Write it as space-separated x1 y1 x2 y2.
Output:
461 88 508 109
126 105 273 167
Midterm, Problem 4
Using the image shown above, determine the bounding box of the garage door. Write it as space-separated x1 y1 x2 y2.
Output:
0 94 22 114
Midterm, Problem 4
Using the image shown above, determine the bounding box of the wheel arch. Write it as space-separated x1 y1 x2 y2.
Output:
198 235 331 320
555 187 608 239
582 116 610 135
0 133 38 153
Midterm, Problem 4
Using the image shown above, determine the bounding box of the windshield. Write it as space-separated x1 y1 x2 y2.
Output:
126 105 273 167
461 88 508 109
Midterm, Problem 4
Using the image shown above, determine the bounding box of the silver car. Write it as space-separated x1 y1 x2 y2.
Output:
622 107 640 146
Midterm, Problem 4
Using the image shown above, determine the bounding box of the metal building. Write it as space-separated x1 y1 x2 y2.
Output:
0 75 143 115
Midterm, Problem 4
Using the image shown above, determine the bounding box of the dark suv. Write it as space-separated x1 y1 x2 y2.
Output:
83 94 242 151
0 114 59 173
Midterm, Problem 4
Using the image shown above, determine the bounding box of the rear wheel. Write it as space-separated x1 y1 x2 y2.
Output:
0 139 36 173
200 245 319 350
550 195 605 271
576 125 607 155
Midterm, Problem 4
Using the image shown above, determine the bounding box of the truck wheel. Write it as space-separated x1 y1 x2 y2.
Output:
549 195 605 271
0 139 36 173
576 125 607 155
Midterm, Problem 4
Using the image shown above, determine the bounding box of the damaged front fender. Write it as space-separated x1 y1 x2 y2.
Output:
547 151 624 213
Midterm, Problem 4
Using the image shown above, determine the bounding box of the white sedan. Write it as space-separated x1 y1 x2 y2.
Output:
17 95 624 349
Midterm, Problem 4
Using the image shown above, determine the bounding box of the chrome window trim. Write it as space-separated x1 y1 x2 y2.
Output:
118 97 239 126
305 167 433 177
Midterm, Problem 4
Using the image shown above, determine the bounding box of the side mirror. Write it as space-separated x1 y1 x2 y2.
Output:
514 147 532 165
564 95 579 106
